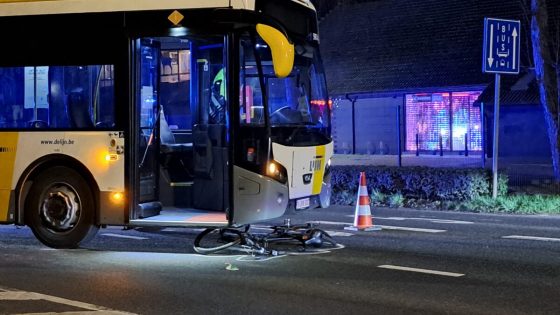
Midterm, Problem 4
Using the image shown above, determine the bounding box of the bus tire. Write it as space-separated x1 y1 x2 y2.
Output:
25 166 99 248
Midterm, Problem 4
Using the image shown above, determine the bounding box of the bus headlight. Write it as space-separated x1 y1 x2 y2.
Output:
267 161 288 184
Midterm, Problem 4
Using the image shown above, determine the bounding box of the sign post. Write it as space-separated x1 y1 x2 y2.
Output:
483 18 520 198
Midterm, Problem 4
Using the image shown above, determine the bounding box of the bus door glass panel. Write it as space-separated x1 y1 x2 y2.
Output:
192 41 226 126
236 37 266 175
190 37 229 211
137 39 161 203
157 38 194 186
239 38 265 126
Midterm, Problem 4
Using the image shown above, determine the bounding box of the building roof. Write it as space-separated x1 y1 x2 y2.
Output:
318 0 534 96
475 71 540 106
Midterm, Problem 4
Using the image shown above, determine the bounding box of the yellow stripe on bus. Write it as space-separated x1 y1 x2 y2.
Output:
312 145 326 195
0 132 19 221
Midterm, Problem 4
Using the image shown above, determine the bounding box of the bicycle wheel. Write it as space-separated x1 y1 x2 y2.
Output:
193 228 242 254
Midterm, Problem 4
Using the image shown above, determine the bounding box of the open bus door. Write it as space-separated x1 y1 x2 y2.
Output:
130 35 230 227
191 42 229 213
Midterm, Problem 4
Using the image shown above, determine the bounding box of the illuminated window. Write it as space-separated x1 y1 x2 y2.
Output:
405 91 482 151
161 49 190 83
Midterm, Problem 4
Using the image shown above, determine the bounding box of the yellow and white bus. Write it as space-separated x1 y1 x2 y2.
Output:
0 0 333 248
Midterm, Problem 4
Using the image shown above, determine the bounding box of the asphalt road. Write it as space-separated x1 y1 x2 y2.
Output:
1 206 559 315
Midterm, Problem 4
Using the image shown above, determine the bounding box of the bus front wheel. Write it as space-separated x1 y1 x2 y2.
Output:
25 166 99 248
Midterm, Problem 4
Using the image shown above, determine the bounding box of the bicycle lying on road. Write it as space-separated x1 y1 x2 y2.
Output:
193 221 338 256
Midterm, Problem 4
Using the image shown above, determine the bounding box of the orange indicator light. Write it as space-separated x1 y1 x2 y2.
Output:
105 154 119 161
111 192 124 202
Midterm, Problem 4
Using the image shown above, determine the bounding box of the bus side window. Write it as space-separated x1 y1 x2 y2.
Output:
67 89 93 128
62 65 115 129
0 65 116 130
0 68 24 128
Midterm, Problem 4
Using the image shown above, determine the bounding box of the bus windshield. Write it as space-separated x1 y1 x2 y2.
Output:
239 36 329 129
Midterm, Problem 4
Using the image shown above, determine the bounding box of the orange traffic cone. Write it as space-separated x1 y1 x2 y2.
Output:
345 172 382 231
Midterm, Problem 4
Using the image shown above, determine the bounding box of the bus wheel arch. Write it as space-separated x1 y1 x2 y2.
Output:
17 156 100 248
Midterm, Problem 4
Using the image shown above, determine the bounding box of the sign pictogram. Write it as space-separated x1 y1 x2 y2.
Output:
483 18 520 74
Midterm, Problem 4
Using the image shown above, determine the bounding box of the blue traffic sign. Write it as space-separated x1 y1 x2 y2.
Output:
483 18 521 74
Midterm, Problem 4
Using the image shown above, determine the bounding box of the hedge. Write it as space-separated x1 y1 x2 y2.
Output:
330 165 507 205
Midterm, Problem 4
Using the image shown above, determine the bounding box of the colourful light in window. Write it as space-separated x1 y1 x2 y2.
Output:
406 91 482 152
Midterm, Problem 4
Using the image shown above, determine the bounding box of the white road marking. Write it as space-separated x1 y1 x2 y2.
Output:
232 243 346 261
310 221 445 233
101 233 149 240
350 215 474 225
286 243 346 256
161 227 205 233
378 265 465 277
310 220 352 226
325 231 354 237
502 235 560 242
377 225 446 233
236 253 287 262
429 219 473 224
0 288 136 314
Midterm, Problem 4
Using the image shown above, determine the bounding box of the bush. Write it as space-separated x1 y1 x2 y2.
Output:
388 193 404 208
331 188 355 206
331 166 506 204
460 195 560 214
498 174 509 196
370 189 387 206
328 165 560 215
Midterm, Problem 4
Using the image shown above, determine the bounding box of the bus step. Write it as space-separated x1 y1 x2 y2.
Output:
170 181 194 187
138 201 162 218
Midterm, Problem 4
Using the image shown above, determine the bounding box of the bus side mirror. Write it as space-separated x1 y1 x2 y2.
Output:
256 24 294 78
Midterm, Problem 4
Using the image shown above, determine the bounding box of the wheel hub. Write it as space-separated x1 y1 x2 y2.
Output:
40 185 80 231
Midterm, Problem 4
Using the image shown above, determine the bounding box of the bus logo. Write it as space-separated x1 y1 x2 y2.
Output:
303 173 312 184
